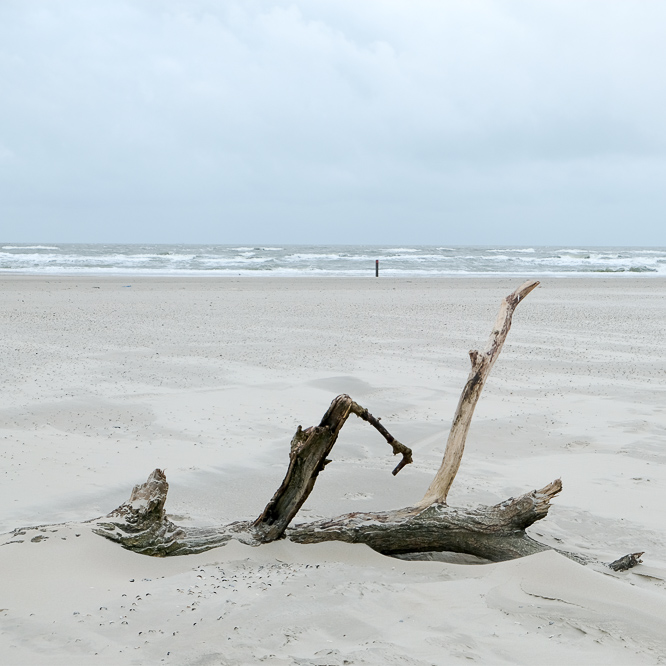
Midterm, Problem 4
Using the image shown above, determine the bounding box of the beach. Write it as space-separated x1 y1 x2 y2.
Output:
1 276 666 664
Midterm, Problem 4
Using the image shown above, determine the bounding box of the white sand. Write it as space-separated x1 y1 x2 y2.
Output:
1 276 666 664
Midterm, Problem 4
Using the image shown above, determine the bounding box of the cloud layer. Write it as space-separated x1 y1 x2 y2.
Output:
1 0 665 243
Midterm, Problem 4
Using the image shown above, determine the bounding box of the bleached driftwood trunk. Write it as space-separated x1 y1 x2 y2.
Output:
85 280 642 570
417 279 539 507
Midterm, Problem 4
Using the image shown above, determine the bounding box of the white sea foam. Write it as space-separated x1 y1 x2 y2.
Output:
2 245 60 250
233 246 283 251
283 253 345 261
1 245 664 276
487 247 536 253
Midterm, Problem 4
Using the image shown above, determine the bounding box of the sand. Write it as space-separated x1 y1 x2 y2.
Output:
1 276 665 664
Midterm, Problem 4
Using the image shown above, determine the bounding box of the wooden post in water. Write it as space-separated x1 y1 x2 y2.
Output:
375 259 379 277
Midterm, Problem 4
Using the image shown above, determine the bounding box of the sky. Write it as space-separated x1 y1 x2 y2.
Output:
1 0 665 245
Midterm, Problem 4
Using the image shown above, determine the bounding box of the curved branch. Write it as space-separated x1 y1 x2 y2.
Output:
349 402 413 475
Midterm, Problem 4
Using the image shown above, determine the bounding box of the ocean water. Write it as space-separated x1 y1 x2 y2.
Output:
1 244 665 277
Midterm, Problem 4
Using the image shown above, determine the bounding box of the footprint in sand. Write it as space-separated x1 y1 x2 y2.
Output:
343 492 373 501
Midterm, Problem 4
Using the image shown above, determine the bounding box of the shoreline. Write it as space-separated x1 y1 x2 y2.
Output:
3 271 666 279
3 244 665 279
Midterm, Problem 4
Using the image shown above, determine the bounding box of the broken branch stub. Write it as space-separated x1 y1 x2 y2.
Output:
609 552 644 572
92 469 190 556
417 279 540 508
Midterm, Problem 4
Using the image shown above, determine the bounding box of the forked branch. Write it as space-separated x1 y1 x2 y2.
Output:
250 394 411 542
92 395 413 554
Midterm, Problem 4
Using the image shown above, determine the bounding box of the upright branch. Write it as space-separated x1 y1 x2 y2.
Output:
417 280 540 507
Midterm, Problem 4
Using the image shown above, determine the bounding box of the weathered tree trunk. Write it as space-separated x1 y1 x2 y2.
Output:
285 480 563 561
63 281 644 569
92 467 565 562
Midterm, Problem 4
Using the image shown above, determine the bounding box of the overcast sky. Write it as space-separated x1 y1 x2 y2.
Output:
1 0 665 245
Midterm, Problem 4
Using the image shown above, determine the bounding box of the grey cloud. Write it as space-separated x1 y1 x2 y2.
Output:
1 0 665 243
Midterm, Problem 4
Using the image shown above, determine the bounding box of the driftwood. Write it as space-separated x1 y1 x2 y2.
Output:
418 279 539 507
85 280 643 571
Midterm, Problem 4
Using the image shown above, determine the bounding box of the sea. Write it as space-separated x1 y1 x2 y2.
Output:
1 244 665 277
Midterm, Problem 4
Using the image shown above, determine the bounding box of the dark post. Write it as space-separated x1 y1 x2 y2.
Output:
375 259 379 277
